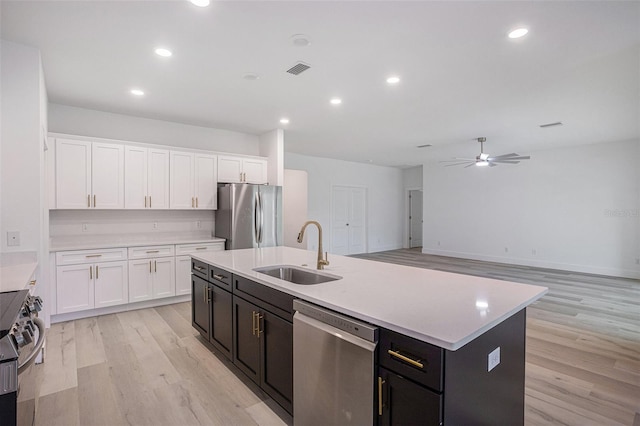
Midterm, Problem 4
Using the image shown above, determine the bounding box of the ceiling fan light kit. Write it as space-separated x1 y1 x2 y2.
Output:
440 137 531 168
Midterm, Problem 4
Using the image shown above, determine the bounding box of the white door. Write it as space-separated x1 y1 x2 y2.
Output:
128 259 153 302
148 148 170 209
217 155 243 183
124 146 148 209
170 151 194 209
409 190 423 248
175 256 192 296
92 142 124 209
331 186 367 255
243 158 268 184
55 139 91 209
94 261 128 308
56 264 95 313
194 153 217 209
152 257 175 298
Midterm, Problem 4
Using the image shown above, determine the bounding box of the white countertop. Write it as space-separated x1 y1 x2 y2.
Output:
192 247 548 351
50 233 225 252
0 251 38 293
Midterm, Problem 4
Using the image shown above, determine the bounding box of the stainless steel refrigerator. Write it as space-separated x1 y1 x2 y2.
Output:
216 184 283 250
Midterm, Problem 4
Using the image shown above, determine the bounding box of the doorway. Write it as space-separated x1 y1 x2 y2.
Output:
409 190 423 248
331 185 367 255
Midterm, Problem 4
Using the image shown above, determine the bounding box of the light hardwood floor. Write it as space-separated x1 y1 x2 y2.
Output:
25 249 639 425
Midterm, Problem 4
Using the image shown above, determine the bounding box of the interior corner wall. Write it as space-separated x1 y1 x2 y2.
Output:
403 166 423 190
48 103 261 154
259 128 284 186
1 40 44 253
284 152 404 254
422 139 640 279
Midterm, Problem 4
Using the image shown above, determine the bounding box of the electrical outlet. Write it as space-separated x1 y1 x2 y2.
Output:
196 220 201 229
82 223 88 232
7 231 20 247
488 347 500 372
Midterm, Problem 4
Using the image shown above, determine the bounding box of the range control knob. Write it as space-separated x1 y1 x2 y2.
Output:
27 296 43 313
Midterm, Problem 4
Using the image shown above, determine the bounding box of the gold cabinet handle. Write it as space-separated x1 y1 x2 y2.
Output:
387 349 424 369
196 197 198 208
252 311 257 336
240 172 243 182
212 274 226 281
378 377 385 416
257 313 264 337
89 265 92 279
87 194 91 208
146 250 159 254
149 196 152 208
145 196 147 208
149 260 152 273
193 265 205 271
195 247 207 250
154 260 157 273
29 280 37 286
94 194 96 208
191 197 194 208
85 254 102 258
96 265 99 279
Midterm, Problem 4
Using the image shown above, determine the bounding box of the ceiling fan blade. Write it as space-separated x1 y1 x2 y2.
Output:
490 160 520 164
440 158 476 162
463 163 476 168
444 162 473 167
489 153 519 159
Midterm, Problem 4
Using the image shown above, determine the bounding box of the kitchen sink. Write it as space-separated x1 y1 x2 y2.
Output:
253 265 342 285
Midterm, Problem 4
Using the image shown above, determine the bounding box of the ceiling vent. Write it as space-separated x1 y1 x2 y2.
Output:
416 144 432 148
539 121 563 128
286 62 311 75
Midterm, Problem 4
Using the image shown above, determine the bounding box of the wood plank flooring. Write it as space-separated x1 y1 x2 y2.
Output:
353 249 640 426
27 249 639 425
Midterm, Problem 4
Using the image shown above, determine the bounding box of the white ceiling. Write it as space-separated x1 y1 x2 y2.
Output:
2 1 639 167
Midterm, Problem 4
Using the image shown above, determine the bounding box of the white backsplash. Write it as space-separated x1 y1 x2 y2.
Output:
50 210 215 237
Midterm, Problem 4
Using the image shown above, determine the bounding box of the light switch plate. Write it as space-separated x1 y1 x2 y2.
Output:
488 347 500 372
7 231 20 247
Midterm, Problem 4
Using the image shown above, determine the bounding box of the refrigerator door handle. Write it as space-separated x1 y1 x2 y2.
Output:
257 191 264 243
254 192 260 243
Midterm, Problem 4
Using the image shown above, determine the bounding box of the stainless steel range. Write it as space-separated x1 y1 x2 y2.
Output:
0 289 44 426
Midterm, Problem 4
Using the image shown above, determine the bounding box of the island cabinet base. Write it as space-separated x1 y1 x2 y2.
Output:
378 309 526 426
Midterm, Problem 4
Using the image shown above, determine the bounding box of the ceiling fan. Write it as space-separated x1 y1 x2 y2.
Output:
440 137 531 168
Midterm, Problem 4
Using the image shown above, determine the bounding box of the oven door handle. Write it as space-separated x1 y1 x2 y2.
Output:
18 317 46 375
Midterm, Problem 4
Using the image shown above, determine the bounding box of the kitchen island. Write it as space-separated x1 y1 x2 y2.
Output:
191 246 547 425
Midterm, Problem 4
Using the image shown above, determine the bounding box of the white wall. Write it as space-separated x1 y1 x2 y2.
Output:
422 139 640 279
1 40 46 253
259 129 284 186
403 166 423 190
285 153 404 253
48 103 260 155
283 169 308 248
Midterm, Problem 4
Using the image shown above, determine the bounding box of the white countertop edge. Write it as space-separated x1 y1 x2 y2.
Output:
192 249 549 351
0 260 38 293
50 236 226 252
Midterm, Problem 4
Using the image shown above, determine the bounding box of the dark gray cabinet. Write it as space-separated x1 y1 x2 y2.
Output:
191 275 210 336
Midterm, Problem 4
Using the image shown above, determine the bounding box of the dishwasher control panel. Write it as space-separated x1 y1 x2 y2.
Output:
293 299 378 342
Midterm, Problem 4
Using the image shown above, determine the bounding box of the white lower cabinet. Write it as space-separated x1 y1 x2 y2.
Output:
128 256 175 302
175 242 225 296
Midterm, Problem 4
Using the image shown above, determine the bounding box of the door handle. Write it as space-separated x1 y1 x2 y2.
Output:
149 260 152 273
87 194 91 208
94 195 96 208
145 196 147 208
96 265 99 279
254 194 259 243
213 274 226 281
257 313 264 337
252 311 257 336
196 197 198 208
378 377 385 416
154 260 157 273
149 196 152 208
387 349 424 369
89 265 92 279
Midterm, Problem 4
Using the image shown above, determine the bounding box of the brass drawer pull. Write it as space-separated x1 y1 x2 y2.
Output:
94 194 96 207
257 314 264 337
378 377 385 416
252 311 257 336
145 196 147 208
89 266 92 279
195 247 207 250
146 250 160 254
85 254 102 258
193 266 205 271
387 349 424 369
213 274 226 281
96 265 99 279
87 194 91 207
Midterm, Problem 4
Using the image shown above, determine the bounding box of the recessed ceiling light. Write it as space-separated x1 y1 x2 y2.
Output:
386 76 401 84
280 118 290 124
243 73 260 81
330 98 342 105
508 28 529 39
190 0 210 7
154 47 172 57
291 34 311 47
130 89 145 96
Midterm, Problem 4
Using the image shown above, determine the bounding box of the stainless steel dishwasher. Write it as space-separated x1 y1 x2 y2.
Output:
293 300 378 426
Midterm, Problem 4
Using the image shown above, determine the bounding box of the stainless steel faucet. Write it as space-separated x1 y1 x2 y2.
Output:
297 221 329 270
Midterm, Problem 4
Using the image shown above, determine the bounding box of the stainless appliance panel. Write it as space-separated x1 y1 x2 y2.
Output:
257 185 282 248
293 307 377 426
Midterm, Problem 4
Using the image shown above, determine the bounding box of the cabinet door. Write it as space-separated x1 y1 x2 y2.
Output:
148 148 170 209
233 296 260 383
175 256 192 296
56 264 94 313
124 145 148 209
194 153 217 209
260 310 293 413
170 151 194 209
92 142 124 209
217 155 243 183
378 367 442 426
55 139 91 209
210 285 233 359
191 275 210 337
128 259 153 302
94 261 128 308
152 257 175 299
243 158 268 184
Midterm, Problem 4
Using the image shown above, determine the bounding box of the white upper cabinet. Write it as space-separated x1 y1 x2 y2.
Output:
125 146 169 209
170 150 217 209
218 155 268 184
55 138 124 209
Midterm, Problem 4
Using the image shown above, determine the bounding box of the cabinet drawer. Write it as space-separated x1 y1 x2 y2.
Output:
379 328 443 392
210 266 232 290
56 248 127 265
128 245 175 259
191 259 209 280
234 275 294 320
175 242 224 256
